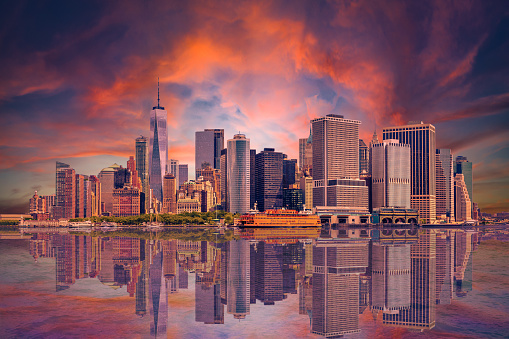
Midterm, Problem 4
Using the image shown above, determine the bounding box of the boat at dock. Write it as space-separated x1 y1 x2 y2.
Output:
239 210 321 228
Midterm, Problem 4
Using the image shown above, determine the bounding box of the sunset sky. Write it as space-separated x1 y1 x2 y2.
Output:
0 0 508 214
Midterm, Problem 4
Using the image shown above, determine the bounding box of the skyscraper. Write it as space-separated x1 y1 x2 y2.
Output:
299 138 306 171
299 127 313 172
383 122 436 223
162 173 177 214
149 81 168 204
195 129 224 178
127 156 141 190
454 156 473 205
227 134 250 214
454 174 471 221
89 175 101 216
135 136 150 213
169 159 179 188
436 149 455 221
98 163 121 215
311 114 367 211
250 149 256 210
178 164 188 188
75 174 85 218
283 158 297 188
255 148 284 212
371 139 411 209
220 149 228 211
359 139 369 175
83 176 92 218
55 162 76 220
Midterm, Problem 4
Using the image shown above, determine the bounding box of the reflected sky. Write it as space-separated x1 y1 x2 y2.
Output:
1 227 509 338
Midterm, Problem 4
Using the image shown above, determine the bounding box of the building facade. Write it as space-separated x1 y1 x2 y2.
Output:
383 122 436 223
195 129 224 178
178 164 188 188
371 139 411 210
55 162 76 220
227 134 250 214
135 136 150 213
162 173 177 214
149 90 168 204
311 114 364 209
98 163 121 215
454 156 473 206
255 148 284 212
112 186 141 217
454 174 472 221
436 149 455 221
299 176 313 210
359 139 369 175
89 175 101 216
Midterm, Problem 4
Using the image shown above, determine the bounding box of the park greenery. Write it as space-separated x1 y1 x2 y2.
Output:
69 211 240 226
0 220 21 225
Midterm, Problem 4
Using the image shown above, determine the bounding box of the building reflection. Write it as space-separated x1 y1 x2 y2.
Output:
311 237 369 337
27 226 479 337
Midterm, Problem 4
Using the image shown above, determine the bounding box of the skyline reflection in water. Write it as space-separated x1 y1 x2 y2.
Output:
0 227 497 338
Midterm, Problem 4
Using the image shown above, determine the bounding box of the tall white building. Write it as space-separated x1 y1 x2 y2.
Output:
227 134 250 214
311 114 367 211
454 174 471 221
149 82 168 204
436 149 455 221
383 122 436 223
371 139 411 209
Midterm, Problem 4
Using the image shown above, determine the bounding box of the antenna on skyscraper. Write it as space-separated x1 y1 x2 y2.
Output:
157 77 160 108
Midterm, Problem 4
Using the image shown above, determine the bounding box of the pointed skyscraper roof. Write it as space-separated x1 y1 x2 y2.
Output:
306 126 312 144
153 77 165 110
371 123 379 145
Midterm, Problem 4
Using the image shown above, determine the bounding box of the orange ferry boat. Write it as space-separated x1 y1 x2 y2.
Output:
239 209 321 228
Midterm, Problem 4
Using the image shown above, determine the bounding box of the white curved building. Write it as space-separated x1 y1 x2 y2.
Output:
227 134 250 214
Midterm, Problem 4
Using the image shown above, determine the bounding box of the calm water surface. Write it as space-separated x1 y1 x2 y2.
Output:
1 227 508 338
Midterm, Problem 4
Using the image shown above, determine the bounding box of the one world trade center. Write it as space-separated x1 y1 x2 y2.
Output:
149 80 168 206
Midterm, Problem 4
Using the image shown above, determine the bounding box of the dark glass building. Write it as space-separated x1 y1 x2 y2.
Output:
283 158 297 188
282 188 304 211
195 129 224 178
255 148 284 212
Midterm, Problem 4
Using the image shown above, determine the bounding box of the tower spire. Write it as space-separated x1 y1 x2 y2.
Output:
157 77 160 109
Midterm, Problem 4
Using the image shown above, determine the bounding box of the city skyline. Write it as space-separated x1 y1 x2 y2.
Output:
0 1 508 214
